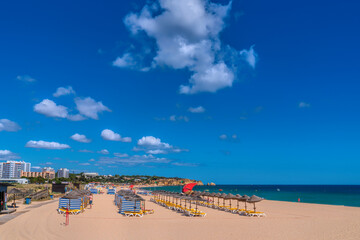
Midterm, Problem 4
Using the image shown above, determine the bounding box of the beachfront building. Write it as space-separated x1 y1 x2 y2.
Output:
0 161 31 178
0 178 29 184
57 168 69 178
0 183 13 212
20 167 55 179
82 172 99 178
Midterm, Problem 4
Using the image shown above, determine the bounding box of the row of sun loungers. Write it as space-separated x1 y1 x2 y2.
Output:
150 193 206 217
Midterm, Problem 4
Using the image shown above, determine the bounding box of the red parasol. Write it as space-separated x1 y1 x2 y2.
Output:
182 183 197 193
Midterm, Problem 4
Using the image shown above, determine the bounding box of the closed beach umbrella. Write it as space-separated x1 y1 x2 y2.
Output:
247 195 264 212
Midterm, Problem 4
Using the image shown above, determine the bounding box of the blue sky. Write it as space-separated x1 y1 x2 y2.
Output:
0 0 360 184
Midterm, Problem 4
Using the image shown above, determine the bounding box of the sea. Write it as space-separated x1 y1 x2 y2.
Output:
143 185 360 207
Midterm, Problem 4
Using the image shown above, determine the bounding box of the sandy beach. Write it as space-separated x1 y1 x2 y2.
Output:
0 189 360 240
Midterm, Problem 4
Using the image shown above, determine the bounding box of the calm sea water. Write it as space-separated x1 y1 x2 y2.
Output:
143 185 360 207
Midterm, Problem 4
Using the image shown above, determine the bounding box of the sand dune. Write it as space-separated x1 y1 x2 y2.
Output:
1 191 360 240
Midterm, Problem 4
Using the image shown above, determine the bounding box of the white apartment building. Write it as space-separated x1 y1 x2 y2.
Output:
0 161 31 178
57 168 70 178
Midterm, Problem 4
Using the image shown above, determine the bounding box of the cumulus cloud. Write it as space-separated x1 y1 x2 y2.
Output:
98 149 110 155
117 0 257 94
219 134 238 142
79 162 91 166
89 158 96 162
299 102 310 108
0 119 21 132
53 86 75 97
101 129 132 142
239 45 257 68
169 115 189 122
70 133 91 143
16 75 36 82
79 149 93 153
99 154 170 166
135 136 186 154
113 53 137 68
34 99 68 118
75 97 111 120
188 106 205 113
114 153 129 158
0 150 20 160
25 140 70 150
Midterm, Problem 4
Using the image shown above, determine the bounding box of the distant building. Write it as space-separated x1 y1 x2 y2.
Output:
0 161 31 178
82 172 99 178
0 178 29 184
57 168 69 178
20 167 55 179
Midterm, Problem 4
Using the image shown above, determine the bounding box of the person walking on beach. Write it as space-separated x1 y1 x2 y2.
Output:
89 194 93 209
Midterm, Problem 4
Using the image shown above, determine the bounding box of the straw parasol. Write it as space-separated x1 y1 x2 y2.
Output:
220 193 227 206
215 193 222 206
240 195 250 210
225 193 236 209
247 195 264 212
8 188 22 207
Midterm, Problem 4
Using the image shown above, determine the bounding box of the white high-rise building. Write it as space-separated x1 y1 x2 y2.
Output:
1 161 31 178
0 163 3 178
57 168 69 178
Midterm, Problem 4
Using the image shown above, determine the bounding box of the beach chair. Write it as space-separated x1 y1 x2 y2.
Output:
245 211 266 217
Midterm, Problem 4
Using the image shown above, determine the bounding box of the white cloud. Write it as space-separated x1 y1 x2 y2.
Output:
25 140 70 150
188 106 205 113
113 53 137 68
117 0 257 94
89 158 96 162
16 75 36 82
179 62 234 94
169 115 189 122
219 133 239 142
99 154 170 166
239 45 257 68
101 129 132 142
135 136 186 154
114 153 129 158
75 97 111 120
0 150 20 160
67 114 87 121
0 119 21 132
34 99 68 118
299 102 310 108
79 149 93 153
70 133 91 143
138 136 171 148
219 134 227 140
53 86 75 97
79 163 91 166
98 149 110 155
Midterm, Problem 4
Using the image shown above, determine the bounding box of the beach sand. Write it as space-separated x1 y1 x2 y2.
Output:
1 190 360 240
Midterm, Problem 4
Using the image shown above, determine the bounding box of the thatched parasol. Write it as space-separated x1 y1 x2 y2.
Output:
8 188 22 207
239 195 250 210
247 195 264 212
225 193 236 209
